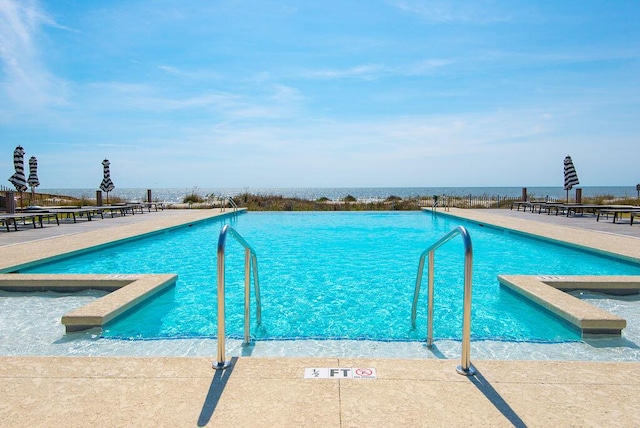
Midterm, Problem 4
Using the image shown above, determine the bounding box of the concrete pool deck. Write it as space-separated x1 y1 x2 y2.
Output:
1 207 639 426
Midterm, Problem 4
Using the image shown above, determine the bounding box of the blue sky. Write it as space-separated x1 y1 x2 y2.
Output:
1 0 639 189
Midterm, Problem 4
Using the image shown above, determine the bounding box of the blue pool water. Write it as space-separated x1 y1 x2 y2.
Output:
22 212 640 343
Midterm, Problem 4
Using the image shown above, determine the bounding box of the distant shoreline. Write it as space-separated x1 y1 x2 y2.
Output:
33 186 639 204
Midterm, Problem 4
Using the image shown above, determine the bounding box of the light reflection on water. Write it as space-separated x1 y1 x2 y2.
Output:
0 289 638 362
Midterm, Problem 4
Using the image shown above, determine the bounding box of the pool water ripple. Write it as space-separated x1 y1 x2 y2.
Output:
23 212 640 343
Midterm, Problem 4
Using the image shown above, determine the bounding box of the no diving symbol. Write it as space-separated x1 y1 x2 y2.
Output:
353 368 376 379
355 368 372 376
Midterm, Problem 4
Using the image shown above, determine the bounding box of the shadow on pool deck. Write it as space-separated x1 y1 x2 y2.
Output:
197 357 238 426
0 356 638 426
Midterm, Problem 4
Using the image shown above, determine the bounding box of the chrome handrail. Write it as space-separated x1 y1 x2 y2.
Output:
411 226 474 376
220 196 237 212
214 224 262 370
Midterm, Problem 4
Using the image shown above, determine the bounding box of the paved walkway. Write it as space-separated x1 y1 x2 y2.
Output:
437 208 640 262
1 208 639 427
482 207 640 238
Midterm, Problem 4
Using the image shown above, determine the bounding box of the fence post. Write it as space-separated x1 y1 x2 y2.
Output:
6 191 16 213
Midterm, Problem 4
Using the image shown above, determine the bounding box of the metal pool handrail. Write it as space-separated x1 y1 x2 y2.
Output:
411 226 475 376
214 224 262 370
221 196 238 212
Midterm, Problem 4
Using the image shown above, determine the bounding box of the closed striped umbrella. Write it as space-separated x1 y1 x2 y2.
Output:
27 156 40 202
563 155 579 202
8 146 28 192
28 156 40 188
99 158 115 203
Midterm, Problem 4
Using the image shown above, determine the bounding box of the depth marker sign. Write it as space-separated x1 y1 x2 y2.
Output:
304 368 377 379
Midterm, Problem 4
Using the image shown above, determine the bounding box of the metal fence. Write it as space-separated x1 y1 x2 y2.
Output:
419 194 560 209
0 187 84 211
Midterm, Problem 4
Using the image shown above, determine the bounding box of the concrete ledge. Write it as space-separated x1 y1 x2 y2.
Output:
0 273 177 332
498 275 638 335
537 275 640 295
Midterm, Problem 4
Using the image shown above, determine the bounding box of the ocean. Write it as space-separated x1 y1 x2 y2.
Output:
37 186 639 204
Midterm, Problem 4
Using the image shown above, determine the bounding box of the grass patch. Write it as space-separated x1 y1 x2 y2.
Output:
235 193 422 211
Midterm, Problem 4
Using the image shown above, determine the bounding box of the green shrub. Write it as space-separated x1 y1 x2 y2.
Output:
183 193 204 204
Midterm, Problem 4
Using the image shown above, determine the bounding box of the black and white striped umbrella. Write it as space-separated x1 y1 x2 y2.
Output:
28 156 40 189
563 155 579 202
8 146 28 192
99 159 115 202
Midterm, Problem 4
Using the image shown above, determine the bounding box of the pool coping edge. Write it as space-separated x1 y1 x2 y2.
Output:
497 275 639 335
0 273 178 332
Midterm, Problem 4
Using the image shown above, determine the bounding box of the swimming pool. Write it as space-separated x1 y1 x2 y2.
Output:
22 212 640 344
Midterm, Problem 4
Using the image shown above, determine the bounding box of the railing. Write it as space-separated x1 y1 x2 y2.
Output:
214 224 262 370
221 196 238 212
411 226 475 376
426 194 561 209
430 196 450 212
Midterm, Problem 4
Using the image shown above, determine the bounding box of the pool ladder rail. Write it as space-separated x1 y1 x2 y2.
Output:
221 196 238 213
411 226 475 376
214 224 262 370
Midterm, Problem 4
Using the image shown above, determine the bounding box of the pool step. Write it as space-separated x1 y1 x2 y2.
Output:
498 275 638 336
0 273 177 332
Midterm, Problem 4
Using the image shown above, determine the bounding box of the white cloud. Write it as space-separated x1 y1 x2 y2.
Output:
158 64 223 80
306 64 386 80
77 81 305 121
301 59 450 81
0 0 69 109
391 0 515 23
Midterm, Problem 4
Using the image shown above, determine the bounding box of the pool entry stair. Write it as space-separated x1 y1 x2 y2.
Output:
213 224 477 375
215 224 262 370
411 226 475 376
0 273 178 332
220 196 239 213
211 224 477 375
498 275 636 336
